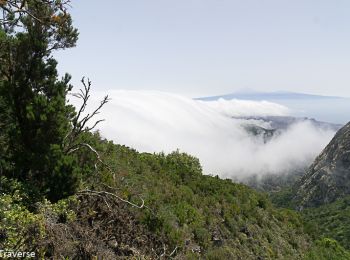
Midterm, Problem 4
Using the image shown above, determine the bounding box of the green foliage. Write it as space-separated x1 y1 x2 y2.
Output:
204 246 236 259
270 187 297 209
0 176 77 255
0 1 80 202
1 132 350 258
0 193 45 251
302 196 350 250
305 238 350 260
38 196 78 224
160 150 203 182
82 142 313 258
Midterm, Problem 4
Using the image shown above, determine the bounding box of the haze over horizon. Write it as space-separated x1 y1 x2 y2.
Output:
196 88 350 124
55 0 350 98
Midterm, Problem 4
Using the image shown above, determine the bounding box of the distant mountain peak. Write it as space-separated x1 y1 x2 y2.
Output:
196 90 343 101
233 87 262 94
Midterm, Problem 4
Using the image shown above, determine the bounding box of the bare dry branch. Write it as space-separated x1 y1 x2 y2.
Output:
64 77 109 155
77 189 145 209
169 246 178 257
159 244 178 258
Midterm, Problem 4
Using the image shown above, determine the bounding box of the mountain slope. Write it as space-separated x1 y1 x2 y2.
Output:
302 195 350 250
3 132 350 259
297 122 350 208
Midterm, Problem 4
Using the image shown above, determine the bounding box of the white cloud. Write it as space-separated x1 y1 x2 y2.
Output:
201 98 290 117
71 90 335 178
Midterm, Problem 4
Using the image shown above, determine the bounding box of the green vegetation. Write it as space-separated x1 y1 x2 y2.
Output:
1 132 349 258
1 1 350 259
269 182 350 259
269 187 297 209
0 0 79 202
302 196 350 250
304 238 350 260
96 145 311 258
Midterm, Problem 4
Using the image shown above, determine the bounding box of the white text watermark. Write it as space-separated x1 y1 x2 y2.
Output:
0 250 35 258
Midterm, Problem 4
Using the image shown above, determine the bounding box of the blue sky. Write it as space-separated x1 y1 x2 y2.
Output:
55 0 350 97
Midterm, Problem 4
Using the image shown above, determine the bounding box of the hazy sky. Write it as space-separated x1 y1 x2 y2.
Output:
55 0 350 97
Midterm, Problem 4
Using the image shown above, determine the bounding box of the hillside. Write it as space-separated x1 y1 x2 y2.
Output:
297 122 350 208
267 122 350 252
302 195 350 251
1 132 350 259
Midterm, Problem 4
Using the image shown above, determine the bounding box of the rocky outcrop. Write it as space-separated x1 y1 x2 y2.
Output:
297 122 350 208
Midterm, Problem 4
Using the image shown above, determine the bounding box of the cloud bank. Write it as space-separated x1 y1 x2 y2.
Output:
73 90 335 178
201 98 290 118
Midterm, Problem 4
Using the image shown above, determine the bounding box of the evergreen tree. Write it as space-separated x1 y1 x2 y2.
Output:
0 0 80 201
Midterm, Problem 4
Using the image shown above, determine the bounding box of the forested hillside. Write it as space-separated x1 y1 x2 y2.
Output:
297 122 350 208
1 132 349 259
1 1 350 259
269 121 350 257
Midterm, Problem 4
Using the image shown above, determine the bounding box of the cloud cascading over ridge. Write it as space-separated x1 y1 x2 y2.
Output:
200 98 290 118
72 90 335 178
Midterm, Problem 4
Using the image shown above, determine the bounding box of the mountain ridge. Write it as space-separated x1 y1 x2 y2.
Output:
196 90 346 101
196 90 350 124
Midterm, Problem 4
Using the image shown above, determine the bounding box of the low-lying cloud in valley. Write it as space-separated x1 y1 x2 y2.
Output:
73 90 336 178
